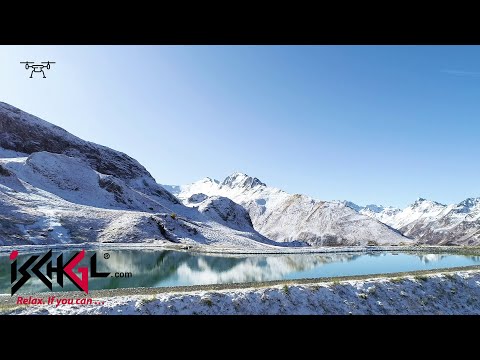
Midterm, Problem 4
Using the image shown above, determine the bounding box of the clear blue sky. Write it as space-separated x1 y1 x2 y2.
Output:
1 45 479 208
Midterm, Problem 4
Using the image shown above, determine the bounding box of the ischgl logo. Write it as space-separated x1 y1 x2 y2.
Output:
10 250 110 296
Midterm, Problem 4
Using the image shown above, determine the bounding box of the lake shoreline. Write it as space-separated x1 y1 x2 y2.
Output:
1 242 480 256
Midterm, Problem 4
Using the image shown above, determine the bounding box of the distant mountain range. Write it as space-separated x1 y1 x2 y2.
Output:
344 198 480 246
166 176 480 246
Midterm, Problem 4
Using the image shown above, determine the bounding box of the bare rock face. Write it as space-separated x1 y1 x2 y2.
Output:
187 193 208 204
0 164 11 177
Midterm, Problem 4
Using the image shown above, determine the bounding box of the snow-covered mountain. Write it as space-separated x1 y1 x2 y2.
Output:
164 173 411 246
348 198 480 245
5 101 475 248
0 102 279 249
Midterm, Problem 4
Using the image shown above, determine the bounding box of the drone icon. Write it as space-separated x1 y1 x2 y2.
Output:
20 61 56 78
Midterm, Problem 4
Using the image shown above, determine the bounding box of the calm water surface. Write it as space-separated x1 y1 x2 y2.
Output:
1 250 479 294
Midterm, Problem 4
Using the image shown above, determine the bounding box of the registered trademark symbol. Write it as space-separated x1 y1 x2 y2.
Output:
104 253 110 259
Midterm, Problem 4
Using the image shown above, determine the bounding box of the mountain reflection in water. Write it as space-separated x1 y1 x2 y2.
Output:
1 250 479 294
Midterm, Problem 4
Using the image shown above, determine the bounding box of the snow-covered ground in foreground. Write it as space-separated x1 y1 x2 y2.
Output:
6 269 480 315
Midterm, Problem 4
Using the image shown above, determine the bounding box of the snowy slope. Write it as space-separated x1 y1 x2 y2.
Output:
357 204 403 227
349 198 480 245
196 196 254 232
8 269 480 315
0 102 282 249
165 173 410 246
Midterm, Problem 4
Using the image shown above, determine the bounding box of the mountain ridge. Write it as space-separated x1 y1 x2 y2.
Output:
346 197 480 245
165 172 411 246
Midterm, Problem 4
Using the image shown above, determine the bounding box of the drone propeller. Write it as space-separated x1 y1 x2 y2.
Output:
41 61 56 70
20 61 32 69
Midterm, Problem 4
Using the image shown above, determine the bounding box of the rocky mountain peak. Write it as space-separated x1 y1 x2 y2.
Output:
363 204 385 213
454 197 480 214
458 197 480 209
199 177 220 184
411 197 444 208
342 201 362 212
221 172 266 190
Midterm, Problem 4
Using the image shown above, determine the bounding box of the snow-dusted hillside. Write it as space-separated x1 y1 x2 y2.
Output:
0 102 280 249
164 173 411 246
9 269 480 315
348 198 480 245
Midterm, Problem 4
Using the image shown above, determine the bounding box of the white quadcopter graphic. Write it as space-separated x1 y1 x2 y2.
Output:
20 61 55 78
